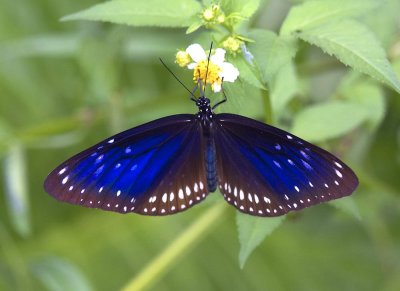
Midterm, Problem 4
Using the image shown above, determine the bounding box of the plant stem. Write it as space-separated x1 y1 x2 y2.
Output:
121 202 227 291
262 89 273 124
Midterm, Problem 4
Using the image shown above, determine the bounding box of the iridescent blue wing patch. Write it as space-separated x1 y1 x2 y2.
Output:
214 113 358 217
44 115 210 215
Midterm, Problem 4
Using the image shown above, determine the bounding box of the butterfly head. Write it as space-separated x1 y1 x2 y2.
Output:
196 96 212 114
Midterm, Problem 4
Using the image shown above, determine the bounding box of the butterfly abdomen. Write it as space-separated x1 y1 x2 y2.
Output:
205 138 217 192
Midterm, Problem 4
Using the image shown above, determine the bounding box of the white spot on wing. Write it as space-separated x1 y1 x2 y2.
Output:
178 189 184 199
239 190 244 200
162 193 167 203
117 190 121 196
335 169 343 178
294 185 300 192
199 182 204 190
335 161 343 169
62 176 69 185
108 139 114 143
58 167 67 175
185 186 191 196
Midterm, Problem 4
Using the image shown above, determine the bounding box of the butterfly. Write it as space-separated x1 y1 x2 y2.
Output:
44 77 358 217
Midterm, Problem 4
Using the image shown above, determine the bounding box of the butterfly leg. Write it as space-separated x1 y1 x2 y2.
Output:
212 78 227 110
189 83 199 102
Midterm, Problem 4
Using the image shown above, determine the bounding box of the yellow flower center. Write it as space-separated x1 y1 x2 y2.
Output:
193 59 222 87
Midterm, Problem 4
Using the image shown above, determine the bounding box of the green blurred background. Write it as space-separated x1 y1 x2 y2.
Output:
1 0 400 290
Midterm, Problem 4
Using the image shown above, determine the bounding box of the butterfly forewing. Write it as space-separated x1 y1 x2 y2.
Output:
214 113 358 217
44 115 209 215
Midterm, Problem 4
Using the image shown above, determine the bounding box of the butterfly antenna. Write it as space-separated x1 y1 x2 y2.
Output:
159 58 197 101
203 42 214 93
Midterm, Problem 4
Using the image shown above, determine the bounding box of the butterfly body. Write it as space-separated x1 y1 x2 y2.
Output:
44 95 358 217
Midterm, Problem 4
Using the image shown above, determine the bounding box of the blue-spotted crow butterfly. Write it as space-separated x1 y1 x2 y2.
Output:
44 49 358 217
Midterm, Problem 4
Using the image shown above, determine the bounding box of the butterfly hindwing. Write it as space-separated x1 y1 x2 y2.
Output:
44 114 209 215
214 113 358 217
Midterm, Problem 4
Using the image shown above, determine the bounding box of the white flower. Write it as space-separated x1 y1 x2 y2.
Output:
184 43 239 92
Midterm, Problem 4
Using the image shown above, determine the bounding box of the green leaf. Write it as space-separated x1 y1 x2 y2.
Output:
362 0 400 48
3 144 30 237
291 101 369 142
247 29 297 84
393 57 400 79
62 0 201 27
229 55 266 90
280 0 380 36
220 79 264 118
186 20 202 34
298 20 400 92
236 213 285 268
296 20 400 93
270 61 299 117
330 197 361 220
222 0 261 18
339 76 386 129
31 257 93 291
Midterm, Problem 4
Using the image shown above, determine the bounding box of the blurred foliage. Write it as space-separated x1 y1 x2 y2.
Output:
0 0 400 290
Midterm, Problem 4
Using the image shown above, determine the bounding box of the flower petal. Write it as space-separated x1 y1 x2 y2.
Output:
212 82 222 92
219 62 239 82
241 43 254 65
186 44 206 63
187 62 197 69
210 48 226 66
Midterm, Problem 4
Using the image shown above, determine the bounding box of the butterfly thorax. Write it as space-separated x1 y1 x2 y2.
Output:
195 96 218 192
196 96 214 136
